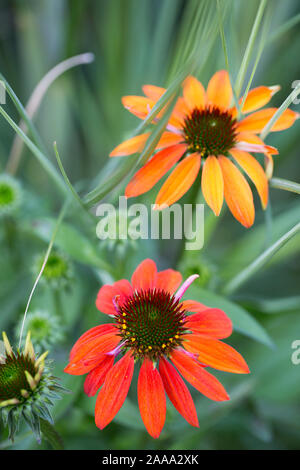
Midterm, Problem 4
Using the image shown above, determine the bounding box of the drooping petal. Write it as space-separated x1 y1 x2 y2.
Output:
183 76 206 111
69 324 117 360
122 95 155 120
84 355 114 396
154 153 201 209
110 133 150 157
96 280 133 315
230 148 268 209
201 155 224 216
156 132 185 149
95 351 134 429
181 300 208 313
131 258 157 290
138 359 166 438
185 308 233 339
238 107 299 133
170 349 229 401
206 70 232 109
125 144 187 198
142 84 166 101
156 269 182 294
239 85 280 114
174 275 199 301
159 357 199 427
182 335 250 374
218 155 255 228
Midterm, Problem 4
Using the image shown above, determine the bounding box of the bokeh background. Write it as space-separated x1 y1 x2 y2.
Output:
0 0 300 450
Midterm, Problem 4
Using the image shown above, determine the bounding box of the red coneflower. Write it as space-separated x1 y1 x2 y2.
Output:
65 259 249 438
110 71 299 227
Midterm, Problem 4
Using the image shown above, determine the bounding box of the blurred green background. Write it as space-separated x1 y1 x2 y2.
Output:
0 0 300 450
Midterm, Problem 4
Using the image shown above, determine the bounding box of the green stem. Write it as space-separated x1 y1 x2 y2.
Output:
270 177 300 195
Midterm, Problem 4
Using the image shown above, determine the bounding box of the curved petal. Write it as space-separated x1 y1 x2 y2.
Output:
201 155 224 216
185 308 233 339
206 70 232 109
125 144 187 198
65 332 120 375
230 148 268 209
96 280 133 315
156 131 184 149
110 133 150 157
84 355 114 396
238 107 299 133
95 351 134 429
154 153 201 209
183 76 206 111
182 334 250 374
218 155 255 228
122 95 155 120
159 357 199 427
138 359 166 438
156 269 182 294
143 84 166 101
131 258 157 290
170 348 229 401
69 324 117 360
181 300 209 313
239 85 280 114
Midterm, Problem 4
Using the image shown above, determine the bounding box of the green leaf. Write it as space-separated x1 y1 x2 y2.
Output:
187 286 274 348
40 419 64 450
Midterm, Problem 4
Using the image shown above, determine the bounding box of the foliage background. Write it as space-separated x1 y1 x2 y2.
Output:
0 0 300 450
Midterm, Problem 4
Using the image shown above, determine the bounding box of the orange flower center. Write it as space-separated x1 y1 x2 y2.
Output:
114 289 187 360
183 106 237 157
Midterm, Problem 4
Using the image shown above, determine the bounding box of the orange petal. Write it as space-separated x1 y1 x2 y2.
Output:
138 359 166 438
206 70 232 109
125 144 187 198
230 148 268 209
159 357 199 427
131 258 157 290
84 355 114 397
156 269 182 294
154 153 201 209
156 131 184 149
143 84 166 101
185 308 233 339
236 131 279 155
201 155 224 216
110 133 150 157
122 95 155 119
182 334 250 374
183 76 206 111
238 107 299 133
69 324 117 361
171 348 229 401
96 280 133 315
239 86 280 114
218 155 255 228
95 351 134 429
181 300 209 313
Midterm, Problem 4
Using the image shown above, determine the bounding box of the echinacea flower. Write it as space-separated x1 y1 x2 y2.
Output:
0 331 66 442
65 259 249 438
110 71 299 227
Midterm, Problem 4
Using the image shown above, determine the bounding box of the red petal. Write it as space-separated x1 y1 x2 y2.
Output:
159 357 199 427
181 300 209 313
185 308 233 339
182 335 250 374
156 269 182 294
138 359 166 438
95 351 134 429
170 349 229 401
84 355 114 396
69 324 117 360
96 279 133 315
131 258 157 290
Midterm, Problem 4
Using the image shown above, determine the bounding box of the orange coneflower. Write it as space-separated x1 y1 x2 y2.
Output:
65 259 249 438
110 71 299 227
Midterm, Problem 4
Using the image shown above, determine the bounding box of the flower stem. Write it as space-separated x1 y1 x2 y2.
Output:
270 177 300 195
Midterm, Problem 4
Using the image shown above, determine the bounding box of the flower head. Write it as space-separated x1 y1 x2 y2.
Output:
0 173 22 217
0 332 66 442
65 259 249 438
110 71 299 227
33 249 73 289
